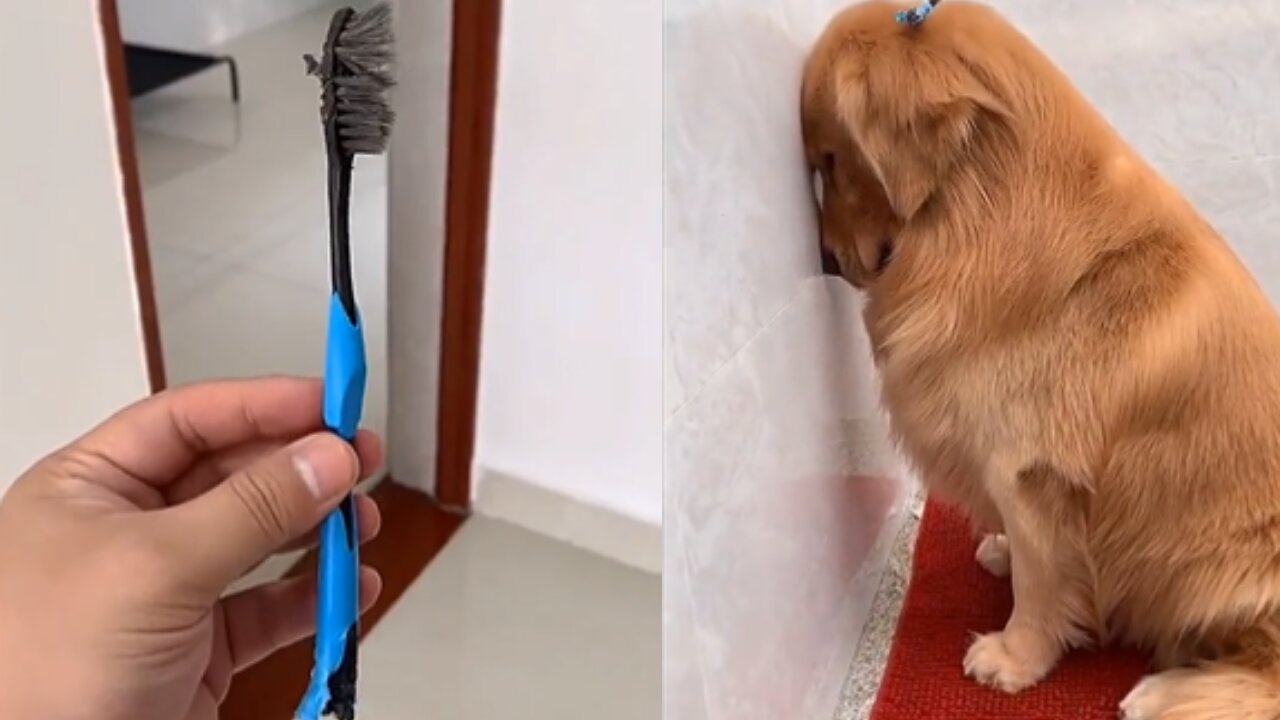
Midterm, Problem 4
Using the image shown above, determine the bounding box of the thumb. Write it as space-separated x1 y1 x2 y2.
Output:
165 432 359 594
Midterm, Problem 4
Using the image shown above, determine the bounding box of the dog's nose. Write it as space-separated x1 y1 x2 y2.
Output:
820 245 841 276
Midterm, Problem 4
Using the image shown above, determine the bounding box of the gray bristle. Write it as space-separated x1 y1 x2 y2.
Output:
307 3 396 155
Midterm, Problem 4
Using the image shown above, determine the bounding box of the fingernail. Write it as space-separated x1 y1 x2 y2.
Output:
293 434 357 499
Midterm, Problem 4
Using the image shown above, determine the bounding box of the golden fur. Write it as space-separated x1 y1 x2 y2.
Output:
802 2 1280 717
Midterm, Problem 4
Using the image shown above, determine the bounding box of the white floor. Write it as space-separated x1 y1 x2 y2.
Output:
362 517 661 720
131 2 389 441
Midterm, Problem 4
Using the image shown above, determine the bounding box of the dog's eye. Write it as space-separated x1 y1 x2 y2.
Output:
877 240 893 272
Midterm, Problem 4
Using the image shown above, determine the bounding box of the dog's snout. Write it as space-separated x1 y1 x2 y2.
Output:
820 244 842 276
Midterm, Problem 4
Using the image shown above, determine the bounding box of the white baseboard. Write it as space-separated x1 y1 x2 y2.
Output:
475 468 661 574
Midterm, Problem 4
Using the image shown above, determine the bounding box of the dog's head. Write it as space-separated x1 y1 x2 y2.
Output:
801 1 1012 288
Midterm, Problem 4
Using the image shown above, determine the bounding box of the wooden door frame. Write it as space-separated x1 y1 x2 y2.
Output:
101 0 166 393
98 1 501 716
435 0 500 509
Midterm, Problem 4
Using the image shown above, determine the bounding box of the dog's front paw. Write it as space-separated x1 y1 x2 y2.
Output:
975 534 1010 578
963 631 1053 694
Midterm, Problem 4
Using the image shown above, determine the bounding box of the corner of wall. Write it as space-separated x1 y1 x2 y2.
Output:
473 465 662 574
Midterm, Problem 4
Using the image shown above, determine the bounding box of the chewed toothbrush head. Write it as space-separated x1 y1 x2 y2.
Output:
304 3 396 158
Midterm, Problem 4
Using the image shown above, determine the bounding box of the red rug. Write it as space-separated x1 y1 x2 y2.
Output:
870 502 1149 720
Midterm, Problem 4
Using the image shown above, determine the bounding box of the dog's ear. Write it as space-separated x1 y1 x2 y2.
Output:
836 48 1008 220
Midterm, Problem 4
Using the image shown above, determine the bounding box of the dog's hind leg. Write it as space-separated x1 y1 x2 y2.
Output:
1122 621 1280 720
1120 665 1280 720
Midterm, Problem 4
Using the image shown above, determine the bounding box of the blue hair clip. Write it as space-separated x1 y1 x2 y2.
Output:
896 0 938 27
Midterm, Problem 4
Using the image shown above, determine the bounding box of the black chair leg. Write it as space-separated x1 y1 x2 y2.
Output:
223 56 241 104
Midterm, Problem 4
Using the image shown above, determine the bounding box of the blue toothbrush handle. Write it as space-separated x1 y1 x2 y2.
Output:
297 292 366 720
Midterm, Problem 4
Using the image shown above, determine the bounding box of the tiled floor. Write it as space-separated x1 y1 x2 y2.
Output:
360 517 662 720
131 1 389 440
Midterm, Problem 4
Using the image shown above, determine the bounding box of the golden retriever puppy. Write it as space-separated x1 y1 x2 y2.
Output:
802 2 1280 718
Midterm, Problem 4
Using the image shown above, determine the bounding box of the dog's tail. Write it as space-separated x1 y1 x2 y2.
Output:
1120 662 1280 720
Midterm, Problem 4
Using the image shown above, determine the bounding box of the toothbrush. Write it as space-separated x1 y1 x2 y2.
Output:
297 5 394 720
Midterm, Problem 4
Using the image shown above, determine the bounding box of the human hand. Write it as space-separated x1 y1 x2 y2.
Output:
0 377 384 720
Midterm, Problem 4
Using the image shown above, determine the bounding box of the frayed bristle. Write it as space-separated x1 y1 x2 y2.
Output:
306 3 396 156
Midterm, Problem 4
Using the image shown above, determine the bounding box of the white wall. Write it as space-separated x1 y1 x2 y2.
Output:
663 1 909 718
117 0 330 49
0 2 151 489
386 0 452 496
474 0 662 527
